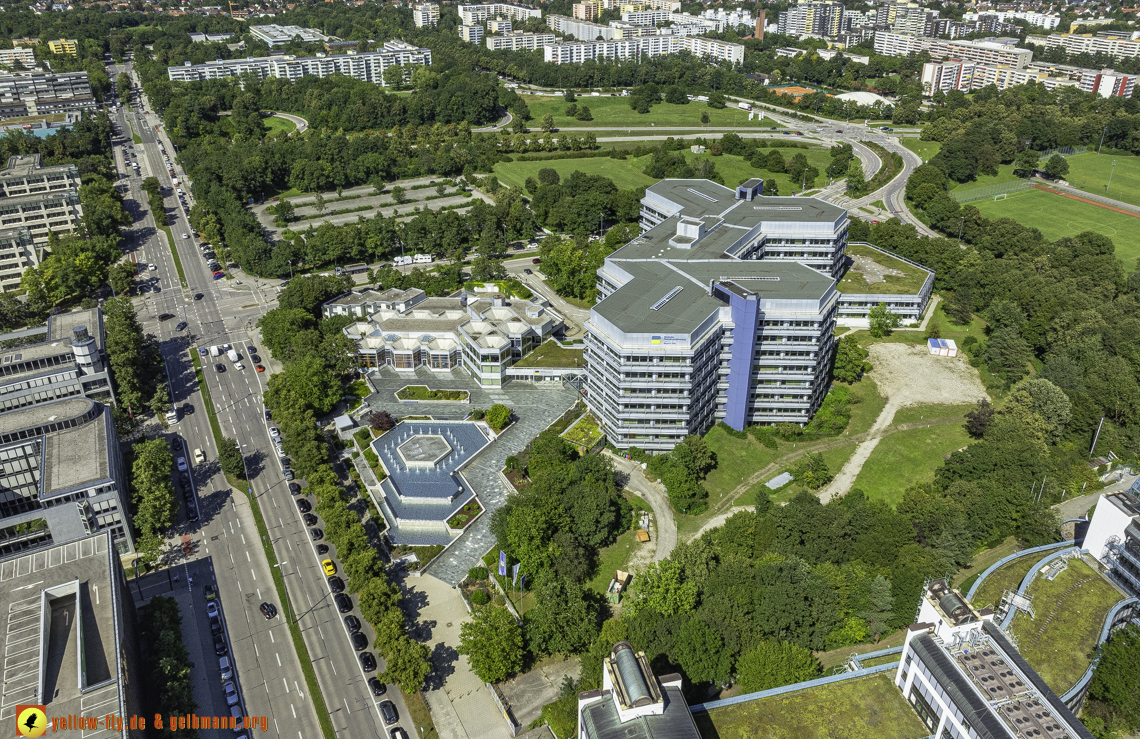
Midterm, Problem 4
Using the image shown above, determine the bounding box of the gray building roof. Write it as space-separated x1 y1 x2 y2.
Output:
581 686 702 739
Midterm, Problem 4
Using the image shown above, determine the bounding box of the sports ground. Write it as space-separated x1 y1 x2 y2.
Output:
969 187 1140 269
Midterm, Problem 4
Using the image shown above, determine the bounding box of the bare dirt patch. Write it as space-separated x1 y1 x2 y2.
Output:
849 253 904 285
819 343 988 502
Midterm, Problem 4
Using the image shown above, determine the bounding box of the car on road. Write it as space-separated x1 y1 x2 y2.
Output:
310 527 323 540
175 321 187 331
368 678 386 696
532 258 541 264
158 313 175 321
234 362 244 370
351 632 368 651
223 681 239 706
344 615 361 633
198 347 208 356
316 544 329 554
303 513 318 526
215 363 225 373
176 457 188 472
283 469 295 480
379 700 397 724
213 633 227 655
194 448 205 464
327 576 344 593
181 233 189 239
256 365 265 373
390 728 409 739
523 268 532 274
204 584 217 601
206 601 219 618
297 499 312 513
361 653 377 672
334 593 352 613
259 602 277 619
836 130 843 133
194 293 203 300
322 558 337 576
187 505 199 521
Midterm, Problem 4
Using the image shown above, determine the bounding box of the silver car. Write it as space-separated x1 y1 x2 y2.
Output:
223 681 239 706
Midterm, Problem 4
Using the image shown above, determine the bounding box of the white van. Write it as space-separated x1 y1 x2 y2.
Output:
226 349 240 363
393 256 413 266
209 345 221 357
413 254 432 264
165 407 179 424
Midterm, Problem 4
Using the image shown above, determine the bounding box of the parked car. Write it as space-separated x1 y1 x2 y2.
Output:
256 365 265 373
368 678 386 696
361 653 377 672
303 513 318 526
379 700 397 724
532 258 541 264
210 615 222 635
269 427 281 441
223 681 239 706
390 729 409 739
176 457 188 472
297 499 312 513
214 633 227 655
260 602 277 619
284 469 295 480
219 656 233 680
322 559 337 576
288 483 301 494
247 345 257 354
316 544 329 555
206 601 219 618
327 576 345 593
344 615 361 633
351 632 368 651
310 528 324 540
334 593 352 613
204 584 217 601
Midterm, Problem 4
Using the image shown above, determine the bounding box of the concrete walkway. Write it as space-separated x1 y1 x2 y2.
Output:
603 451 678 563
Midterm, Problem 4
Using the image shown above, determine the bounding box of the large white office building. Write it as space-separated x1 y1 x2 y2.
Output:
0 71 95 118
458 2 542 25
585 179 847 451
167 42 431 84
544 34 743 64
249 24 334 46
0 154 82 283
875 32 1033 69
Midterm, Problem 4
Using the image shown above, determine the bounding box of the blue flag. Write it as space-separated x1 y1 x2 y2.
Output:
498 550 507 577
512 562 520 586
520 574 527 590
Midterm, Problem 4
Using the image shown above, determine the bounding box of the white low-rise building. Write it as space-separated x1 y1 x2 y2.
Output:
249 24 334 46
167 42 431 85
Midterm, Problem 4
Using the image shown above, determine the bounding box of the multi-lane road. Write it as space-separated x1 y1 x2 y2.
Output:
113 64 413 739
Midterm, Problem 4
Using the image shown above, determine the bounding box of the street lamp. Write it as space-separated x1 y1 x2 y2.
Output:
1106 159 1117 195
957 216 965 244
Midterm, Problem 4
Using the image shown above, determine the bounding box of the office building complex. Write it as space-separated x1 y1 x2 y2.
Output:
1043 33 1140 60
459 24 485 44
875 32 1033 69
923 59 1136 97
0 71 95 117
46 38 78 55
0 47 37 68
0 396 132 555
188 32 235 43
0 154 83 264
544 34 743 64
413 3 440 27
249 24 334 46
1084 483 1140 597
458 2 542 25
486 32 557 51
585 179 846 451
577 642 702 739
327 286 562 387
0 307 113 410
896 579 1094 739
168 42 432 85
0 532 144 737
778 1 845 38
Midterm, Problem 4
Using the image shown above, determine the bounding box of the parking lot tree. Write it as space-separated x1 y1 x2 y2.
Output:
458 606 524 683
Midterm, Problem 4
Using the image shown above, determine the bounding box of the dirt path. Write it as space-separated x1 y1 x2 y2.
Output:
605 451 678 564
818 343 988 503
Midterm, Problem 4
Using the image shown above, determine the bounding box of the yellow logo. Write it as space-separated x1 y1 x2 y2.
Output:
16 705 47 738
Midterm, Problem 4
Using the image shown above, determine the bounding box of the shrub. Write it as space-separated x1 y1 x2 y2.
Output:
486 404 511 431
363 448 380 470
504 455 520 472
471 408 485 420
467 566 488 581
716 421 747 439
748 427 779 449
470 589 490 606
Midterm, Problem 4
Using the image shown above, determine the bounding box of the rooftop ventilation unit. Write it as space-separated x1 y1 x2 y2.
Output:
650 286 683 311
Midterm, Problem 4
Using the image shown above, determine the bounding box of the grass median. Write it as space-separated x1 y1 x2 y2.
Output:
189 351 337 739
157 223 188 286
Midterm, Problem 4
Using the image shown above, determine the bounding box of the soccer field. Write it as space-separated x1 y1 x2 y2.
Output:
970 188 1140 269
1063 153 1140 208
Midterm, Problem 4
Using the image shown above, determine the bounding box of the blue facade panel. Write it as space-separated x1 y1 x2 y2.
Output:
724 291 760 430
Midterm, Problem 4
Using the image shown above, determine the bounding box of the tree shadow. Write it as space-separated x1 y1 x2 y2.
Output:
425 642 458 691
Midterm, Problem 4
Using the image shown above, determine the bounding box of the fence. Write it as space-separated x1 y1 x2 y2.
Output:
951 179 1034 203
1040 145 1087 159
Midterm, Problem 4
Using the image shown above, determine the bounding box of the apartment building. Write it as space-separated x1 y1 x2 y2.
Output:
249 24 334 46
0 155 82 259
1043 33 1140 60
413 3 440 27
0 48 37 68
585 179 847 451
544 35 743 64
922 59 1136 96
0 71 96 118
621 9 672 26
875 32 1033 69
459 24 485 44
488 19 513 33
778 1 845 38
168 43 432 85
46 38 78 55
486 32 557 51
1080 68 1137 97
964 10 1060 29
458 2 542 25
573 0 601 20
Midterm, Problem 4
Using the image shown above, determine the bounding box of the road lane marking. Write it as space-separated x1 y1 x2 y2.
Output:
251 569 256 580
269 631 274 643
318 626 324 640
295 681 302 697
257 588 261 600
229 553 234 563
290 704 295 717
241 534 246 544
246 551 250 561
344 698 350 713
255 643 259 656
276 653 281 667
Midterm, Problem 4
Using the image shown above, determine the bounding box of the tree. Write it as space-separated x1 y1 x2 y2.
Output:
860 574 894 640
537 168 560 187
458 607 524 683
791 452 832 489
541 114 555 133
390 185 407 204
1089 623 1140 731
766 150 786 173
1014 149 1040 177
846 160 866 195
833 336 870 383
575 106 592 122
524 576 600 656
626 560 697 617
370 411 396 432
984 326 1032 385
486 404 511 431
736 640 822 693
148 382 170 418
218 437 246 480
670 617 734 686
964 399 995 438
382 63 404 89
109 261 136 295
1001 378 1072 442
313 192 326 214
275 198 295 224
868 303 902 338
707 91 726 109
380 633 432 693
1044 154 1069 179
563 89 576 102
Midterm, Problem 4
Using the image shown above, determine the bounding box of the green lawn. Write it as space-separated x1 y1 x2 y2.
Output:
264 114 297 135
846 377 887 436
901 138 941 162
970 187 1140 270
1064 152 1140 208
587 526 639 596
514 340 586 368
527 94 772 129
838 243 930 295
696 672 927 739
969 553 1037 611
395 385 469 401
1011 558 1126 695
701 425 782 506
562 413 604 448
128 121 141 145
851 423 972 506
851 301 989 355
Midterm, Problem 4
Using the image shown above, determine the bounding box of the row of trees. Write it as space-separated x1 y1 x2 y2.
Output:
139 597 198 739
103 297 169 424
130 439 178 568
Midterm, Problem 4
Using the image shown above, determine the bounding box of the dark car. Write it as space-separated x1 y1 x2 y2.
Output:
284 469 295 480
368 678 387 697
327 576 345 593
531 257 541 264
247 345 257 354
187 505 199 521
344 615 361 633
289 483 301 494
265 410 272 420
214 633 227 655
523 268 532 274
296 498 311 513
175 321 188 331
334 593 352 613
172 437 182 449
215 363 225 372
260 602 277 619
303 513 317 526
310 527 323 540
194 293 203 300
158 313 175 321
351 632 368 651
379 699 397 724
250 354 261 363
361 653 377 673
389 729 409 739
316 544 329 555
210 615 222 635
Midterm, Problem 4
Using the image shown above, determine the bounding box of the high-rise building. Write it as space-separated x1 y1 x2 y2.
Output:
486 32 557 51
0 71 95 118
0 307 114 409
778 1 844 37
1084 482 1140 596
458 3 542 25
1043 33 1140 60
573 0 602 20
167 43 432 85
543 35 743 64
459 24 485 44
0 47 37 68
413 3 440 28
875 32 1033 69
0 154 83 268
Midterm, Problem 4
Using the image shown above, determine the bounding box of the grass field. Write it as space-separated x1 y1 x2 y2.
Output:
901 138 941 162
892 403 974 425
701 425 782 506
127 121 141 145
1011 558 1126 695
851 423 972 506
1064 152 1140 208
587 526 639 596
945 164 1023 193
838 243 930 295
969 553 1038 610
513 340 586 368
696 672 927 739
846 377 888 436
527 94 772 129
970 187 1140 270
495 145 835 196
264 114 297 135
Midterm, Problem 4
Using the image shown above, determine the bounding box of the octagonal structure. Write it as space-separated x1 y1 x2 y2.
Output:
397 434 452 468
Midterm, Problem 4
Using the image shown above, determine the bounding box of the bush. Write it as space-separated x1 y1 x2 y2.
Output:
504 455 520 472
467 566 488 581
748 427 779 449
716 421 747 439
363 448 380 470
471 408 485 420
470 589 490 606
486 404 512 431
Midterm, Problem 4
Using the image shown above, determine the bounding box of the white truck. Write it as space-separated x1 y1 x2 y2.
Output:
737 101 750 111
413 253 432 264
393 256 413 267
226 349 240 363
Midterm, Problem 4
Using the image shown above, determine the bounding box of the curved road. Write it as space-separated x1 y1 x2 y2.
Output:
269 111 308 134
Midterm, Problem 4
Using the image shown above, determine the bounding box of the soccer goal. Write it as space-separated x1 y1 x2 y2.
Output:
994 193 1008 201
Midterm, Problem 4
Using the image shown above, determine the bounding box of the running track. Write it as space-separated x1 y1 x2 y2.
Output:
1033 184 1140 218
